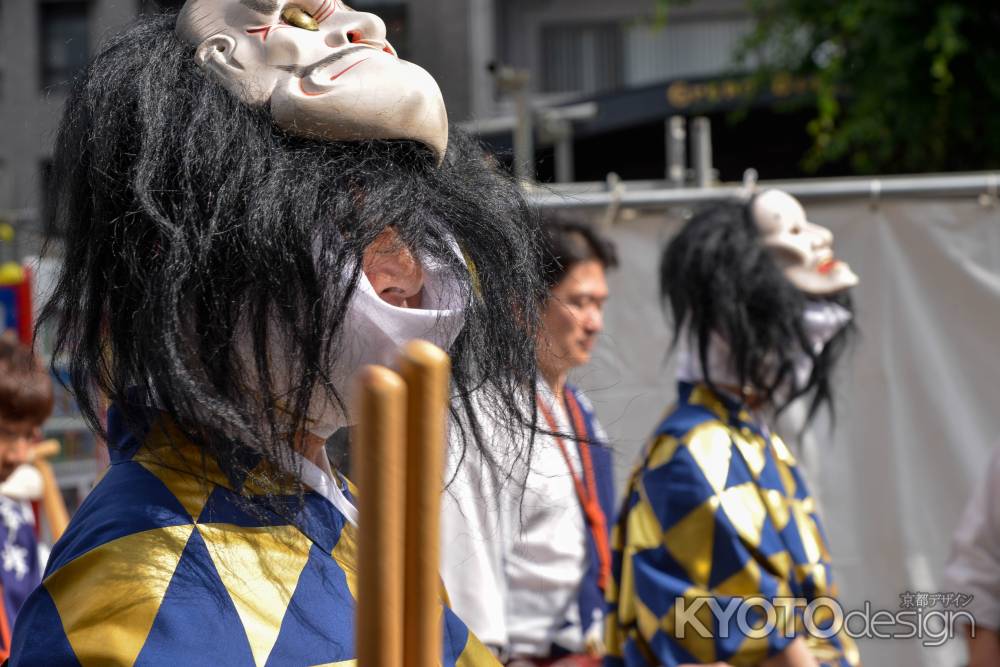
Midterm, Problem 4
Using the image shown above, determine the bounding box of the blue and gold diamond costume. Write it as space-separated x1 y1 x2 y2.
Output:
605 383 860 667
9 406 495 666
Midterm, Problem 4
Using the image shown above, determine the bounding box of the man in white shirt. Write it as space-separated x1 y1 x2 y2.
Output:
441 219 618 665
944 445 1000 667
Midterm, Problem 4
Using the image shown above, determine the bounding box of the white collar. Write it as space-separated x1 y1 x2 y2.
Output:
293 451 359 527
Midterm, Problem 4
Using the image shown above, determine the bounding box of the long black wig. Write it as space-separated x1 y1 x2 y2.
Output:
40 12 546 494
660 198 855 424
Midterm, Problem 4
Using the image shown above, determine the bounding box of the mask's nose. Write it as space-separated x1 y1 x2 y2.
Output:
805 221 834 251
323 8 390 51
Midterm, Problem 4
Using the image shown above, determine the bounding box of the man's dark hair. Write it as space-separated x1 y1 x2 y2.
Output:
0 332 54 425
659 198 854 423
39 12 546 495
539 216 618 289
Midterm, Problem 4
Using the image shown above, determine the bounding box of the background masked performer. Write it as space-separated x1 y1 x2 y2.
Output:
441 219 617 665
9 2 546 664
605 191 861 667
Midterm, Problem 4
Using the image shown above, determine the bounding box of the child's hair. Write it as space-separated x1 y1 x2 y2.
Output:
0 332 54 424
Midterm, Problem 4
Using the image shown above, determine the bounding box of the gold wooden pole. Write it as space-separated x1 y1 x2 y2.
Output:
354 366 407 667
399 341 451 667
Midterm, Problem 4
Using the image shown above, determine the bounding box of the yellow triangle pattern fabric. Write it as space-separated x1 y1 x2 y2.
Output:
45 524 195 665
197 523 313 667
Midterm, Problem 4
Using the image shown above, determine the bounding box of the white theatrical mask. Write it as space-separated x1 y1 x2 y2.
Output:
176 0 448 160
751 189 859 296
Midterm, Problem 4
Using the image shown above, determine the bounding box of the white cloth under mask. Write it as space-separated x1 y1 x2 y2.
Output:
304 242 469 439
675 301 853 391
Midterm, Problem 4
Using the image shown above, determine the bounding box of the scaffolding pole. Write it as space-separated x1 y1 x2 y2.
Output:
530 172 1000 210
665 116 686 187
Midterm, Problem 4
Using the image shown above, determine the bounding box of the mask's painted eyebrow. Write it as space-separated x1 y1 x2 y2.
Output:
240 0 279 13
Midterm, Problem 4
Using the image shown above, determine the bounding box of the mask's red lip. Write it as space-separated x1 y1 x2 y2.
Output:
329 57 371 81
299 57 372 97
818 258 838 274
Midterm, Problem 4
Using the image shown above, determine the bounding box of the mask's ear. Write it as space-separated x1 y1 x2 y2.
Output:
193 34 275 105
194 34 240 73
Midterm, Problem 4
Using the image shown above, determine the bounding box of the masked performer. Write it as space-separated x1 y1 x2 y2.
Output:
441 219 617 665
605 191 861 667
9 2 545 664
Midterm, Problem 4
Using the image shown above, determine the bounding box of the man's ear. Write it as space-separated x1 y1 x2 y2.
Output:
194 34 241 74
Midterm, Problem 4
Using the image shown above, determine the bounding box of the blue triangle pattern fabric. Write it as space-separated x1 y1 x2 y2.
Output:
265 543 355 667
707 508 752 589
135 527 256 666
196 484 278 529
642 446 714 534
45 460 192 575
757 514 786 558
755 452 786 492
631 545 692 618
723 450 755 489
6 587 77 665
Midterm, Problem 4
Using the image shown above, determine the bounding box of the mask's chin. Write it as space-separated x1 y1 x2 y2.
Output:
268 60 449 162
784 263 860 296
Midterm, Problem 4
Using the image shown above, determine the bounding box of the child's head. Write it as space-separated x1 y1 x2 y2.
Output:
0 333 53 481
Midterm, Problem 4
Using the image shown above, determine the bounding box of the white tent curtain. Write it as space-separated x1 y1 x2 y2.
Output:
568 197 1000 666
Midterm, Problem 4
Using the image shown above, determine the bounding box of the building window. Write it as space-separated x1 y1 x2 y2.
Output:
541 22 623 95
39 1 90 91
624 17 753 87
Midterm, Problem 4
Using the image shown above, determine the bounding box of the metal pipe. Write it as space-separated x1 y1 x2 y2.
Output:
690 116 713 188
458 102 597 135
530 172 1000 210
555 135 574 184
513 82 535 183
540 117 575 184
666 116 686 187
467 0 496 119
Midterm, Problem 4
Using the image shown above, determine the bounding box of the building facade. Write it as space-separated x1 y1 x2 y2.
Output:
496 0 749 105
0 0 137 252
